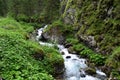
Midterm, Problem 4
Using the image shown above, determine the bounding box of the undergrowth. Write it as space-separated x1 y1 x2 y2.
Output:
0 17 63 80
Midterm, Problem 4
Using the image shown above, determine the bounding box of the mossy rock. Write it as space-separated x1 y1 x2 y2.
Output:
85 67 96 75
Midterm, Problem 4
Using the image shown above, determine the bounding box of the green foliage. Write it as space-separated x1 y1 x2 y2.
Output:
73 44 85 52
0 31 53 80
43 0 60 23
65 35 106 65
66 38 79 45
61 0 120 54
65 35 105 65
62 0 73 18
44 20 63 32
0 0 60 23
0 18 63 80
0 17 34 35
79 45 106 65
0 0 7 16
41 46 64 75
105 46 120 79
106 47 120 68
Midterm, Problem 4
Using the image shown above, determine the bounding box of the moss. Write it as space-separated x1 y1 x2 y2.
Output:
106 46 120 79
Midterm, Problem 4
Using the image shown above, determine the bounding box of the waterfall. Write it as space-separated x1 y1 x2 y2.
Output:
36 25 107 80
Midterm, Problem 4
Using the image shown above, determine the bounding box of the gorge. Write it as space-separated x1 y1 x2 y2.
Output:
36 25 107 80
0 0 120 80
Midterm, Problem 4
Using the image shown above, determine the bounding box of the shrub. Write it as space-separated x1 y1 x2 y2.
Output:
66 38 79 44
0 18 63 80
77 45 106 65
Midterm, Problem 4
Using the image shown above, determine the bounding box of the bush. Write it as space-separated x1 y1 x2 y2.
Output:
79 44 106 65
66 38 79 44
40 46 64 75
0 18 63 80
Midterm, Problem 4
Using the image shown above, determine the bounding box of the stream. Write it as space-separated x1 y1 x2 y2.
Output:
36 25 107 80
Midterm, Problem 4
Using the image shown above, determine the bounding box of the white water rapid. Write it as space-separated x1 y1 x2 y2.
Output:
36 25 107 80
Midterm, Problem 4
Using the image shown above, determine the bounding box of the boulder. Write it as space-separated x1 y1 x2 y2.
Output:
85 67 96 76
77 34 101 53
64 43 72 48
67 46 77 54
63 8 76 24
53 62 65 76
66 56 71 59
42 26 65 44
78 35 97 48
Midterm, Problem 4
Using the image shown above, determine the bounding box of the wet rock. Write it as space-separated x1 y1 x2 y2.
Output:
85 67 96 76
42 27 65 44
64 43 72 48
101 65 112 76
66 56 71 59
53 62 65 77
88 63 96 69
72 59 78 60
80 74 86 77
96 73 106 80
39 34 48 42
79 70 86 77
61 52 65 55
68 47 77 54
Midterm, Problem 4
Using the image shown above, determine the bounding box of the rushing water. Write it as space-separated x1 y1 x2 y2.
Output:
36 25 106 80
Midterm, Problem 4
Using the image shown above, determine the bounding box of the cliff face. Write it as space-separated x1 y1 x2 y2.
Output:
59 0 120 78
60 0 120 54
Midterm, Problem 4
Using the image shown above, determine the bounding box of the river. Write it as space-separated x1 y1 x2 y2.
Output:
36 25 107 80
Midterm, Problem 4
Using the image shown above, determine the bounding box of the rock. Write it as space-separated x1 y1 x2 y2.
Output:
79 70 86 77
101 65 112 76
53 62 65 76
61 52 65 55
80 74 86 77
88 63 96 69
77 35 100 53
66 56 71 59
85 67 96 76
42 26 65 44
68 47 77 54
64 43 72 48
63 8 76 24
78 35 97 48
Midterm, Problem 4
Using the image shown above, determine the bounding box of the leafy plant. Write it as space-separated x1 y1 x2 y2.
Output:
0 18 63 80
